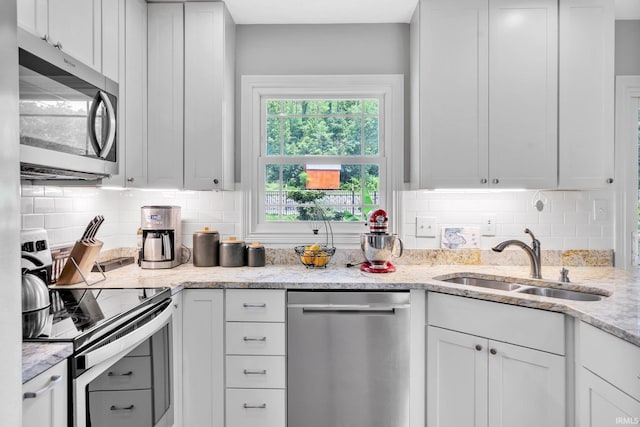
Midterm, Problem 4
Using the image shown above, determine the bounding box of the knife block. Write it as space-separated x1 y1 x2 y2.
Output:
56 240 104 285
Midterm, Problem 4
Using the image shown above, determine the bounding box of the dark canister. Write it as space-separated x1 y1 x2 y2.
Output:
192 227 220 267
247 242 266 267
219 236 246 267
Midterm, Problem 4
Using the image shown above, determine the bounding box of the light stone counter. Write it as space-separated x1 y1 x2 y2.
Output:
22 342 73 384
50 262 640 349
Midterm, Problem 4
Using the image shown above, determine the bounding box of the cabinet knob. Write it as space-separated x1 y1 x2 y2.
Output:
480 178 488 184
492 179 499 185
490 348 497 355
475 344 483 351
41 34 50 43
53 41 63 50
213 178 219 185
127 177 135 183
607 178 614 184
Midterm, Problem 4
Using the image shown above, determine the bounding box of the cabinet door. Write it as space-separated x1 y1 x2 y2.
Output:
558 0 615 189
489 0 557 188
48 0 101 71
487 340 565 427
122 0 147 187
101 0 120 83
427 326 488 427
579 367 640 426
182 290 224 427
184 2 235 191
22 360 67 427
147 3 184 189
418 0 489 189
17 0 48 38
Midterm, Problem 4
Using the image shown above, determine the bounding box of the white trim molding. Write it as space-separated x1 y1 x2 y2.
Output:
614 76 640 269
240 74 404 246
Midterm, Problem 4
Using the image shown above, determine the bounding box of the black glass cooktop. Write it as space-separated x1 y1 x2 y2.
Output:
26 287 171 352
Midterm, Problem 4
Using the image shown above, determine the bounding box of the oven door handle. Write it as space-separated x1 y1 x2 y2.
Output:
80 302 173 370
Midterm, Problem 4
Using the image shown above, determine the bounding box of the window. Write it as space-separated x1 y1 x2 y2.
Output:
242 75 403 245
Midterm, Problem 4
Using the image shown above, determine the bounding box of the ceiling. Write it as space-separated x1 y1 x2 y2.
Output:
224 0 640 24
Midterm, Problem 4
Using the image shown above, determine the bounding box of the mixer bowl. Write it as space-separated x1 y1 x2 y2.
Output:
360 234 403 268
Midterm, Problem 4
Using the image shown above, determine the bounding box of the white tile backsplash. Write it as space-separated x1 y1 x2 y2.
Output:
400 190 615 250
20 184 614 252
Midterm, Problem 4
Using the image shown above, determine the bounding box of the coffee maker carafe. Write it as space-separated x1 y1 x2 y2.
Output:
141 206 182 269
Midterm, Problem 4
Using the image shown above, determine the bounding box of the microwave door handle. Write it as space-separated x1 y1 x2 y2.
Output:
99 91 116 158
87 91 102 157
87 91 116 159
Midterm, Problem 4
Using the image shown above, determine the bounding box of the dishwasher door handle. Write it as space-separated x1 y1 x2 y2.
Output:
298 304 408 314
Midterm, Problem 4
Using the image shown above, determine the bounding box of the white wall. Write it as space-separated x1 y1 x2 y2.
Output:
20 185 242 250
616 20 640 74
235 23 410 181
401 190 614 251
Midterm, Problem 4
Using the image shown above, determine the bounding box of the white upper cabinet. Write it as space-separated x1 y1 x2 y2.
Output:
412 0 557 189
558 0 615 189
101 0 120 83
18 0 115 76
414 0 489 188
488 0 557 189
147 3 184 189
184 2 236 191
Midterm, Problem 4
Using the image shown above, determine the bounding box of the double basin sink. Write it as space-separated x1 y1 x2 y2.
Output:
437 275 609 302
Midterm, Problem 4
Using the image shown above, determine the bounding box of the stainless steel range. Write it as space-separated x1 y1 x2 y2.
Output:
27 287 175 427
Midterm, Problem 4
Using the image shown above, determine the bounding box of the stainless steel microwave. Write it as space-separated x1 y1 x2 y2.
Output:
18 28 118 181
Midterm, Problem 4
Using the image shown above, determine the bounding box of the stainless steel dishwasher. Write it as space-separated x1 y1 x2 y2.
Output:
287 291 410 427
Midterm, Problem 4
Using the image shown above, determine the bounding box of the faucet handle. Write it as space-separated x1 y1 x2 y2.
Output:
559 268 570 283
524 228 537 241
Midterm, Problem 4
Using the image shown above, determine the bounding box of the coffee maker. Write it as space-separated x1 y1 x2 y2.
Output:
140 206 182 269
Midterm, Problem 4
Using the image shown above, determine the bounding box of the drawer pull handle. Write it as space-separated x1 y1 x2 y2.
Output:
108 371 133 377
243 303 267 308
243 403 267 409
243 369 267 375
243 336 267 342
110 405 135 411
23 375 63 399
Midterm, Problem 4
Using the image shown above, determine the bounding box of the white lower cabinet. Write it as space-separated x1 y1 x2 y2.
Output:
225 290 286 427
226 389 286 427
22 360 67 427
426 292 566 427
579 368 640 426
182 289 224 427
577 321 640 425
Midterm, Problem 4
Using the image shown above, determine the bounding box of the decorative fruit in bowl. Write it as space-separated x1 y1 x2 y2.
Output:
294 245 335 268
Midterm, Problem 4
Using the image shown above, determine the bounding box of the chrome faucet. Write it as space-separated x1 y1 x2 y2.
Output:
492 228 542 279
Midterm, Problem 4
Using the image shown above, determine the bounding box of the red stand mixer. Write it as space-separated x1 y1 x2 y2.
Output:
360 209 403 273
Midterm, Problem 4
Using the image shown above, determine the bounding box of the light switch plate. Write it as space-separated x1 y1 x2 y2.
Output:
416 216 436 237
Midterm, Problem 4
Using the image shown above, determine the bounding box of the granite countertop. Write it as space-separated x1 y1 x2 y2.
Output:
28 261 639 383
22 342 73 384
49 261 640 348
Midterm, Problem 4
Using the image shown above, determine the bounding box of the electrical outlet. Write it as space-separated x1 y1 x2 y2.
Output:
481 214 497 236
416 216 437 237
593 199 607 221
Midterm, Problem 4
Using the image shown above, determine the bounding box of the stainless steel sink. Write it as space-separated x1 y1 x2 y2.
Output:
517 287 603 301
441 277 522 291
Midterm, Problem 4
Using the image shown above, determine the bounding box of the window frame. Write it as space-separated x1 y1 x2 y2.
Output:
241 75 404 246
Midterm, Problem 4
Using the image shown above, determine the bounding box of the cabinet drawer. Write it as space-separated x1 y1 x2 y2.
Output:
428 292 565 355
226 389 285 427
88 356 151 391
226 290 285 322
88 389 153 427
226 323 286 355
226 356 286 389
23 360 67 427
580 322 640 401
